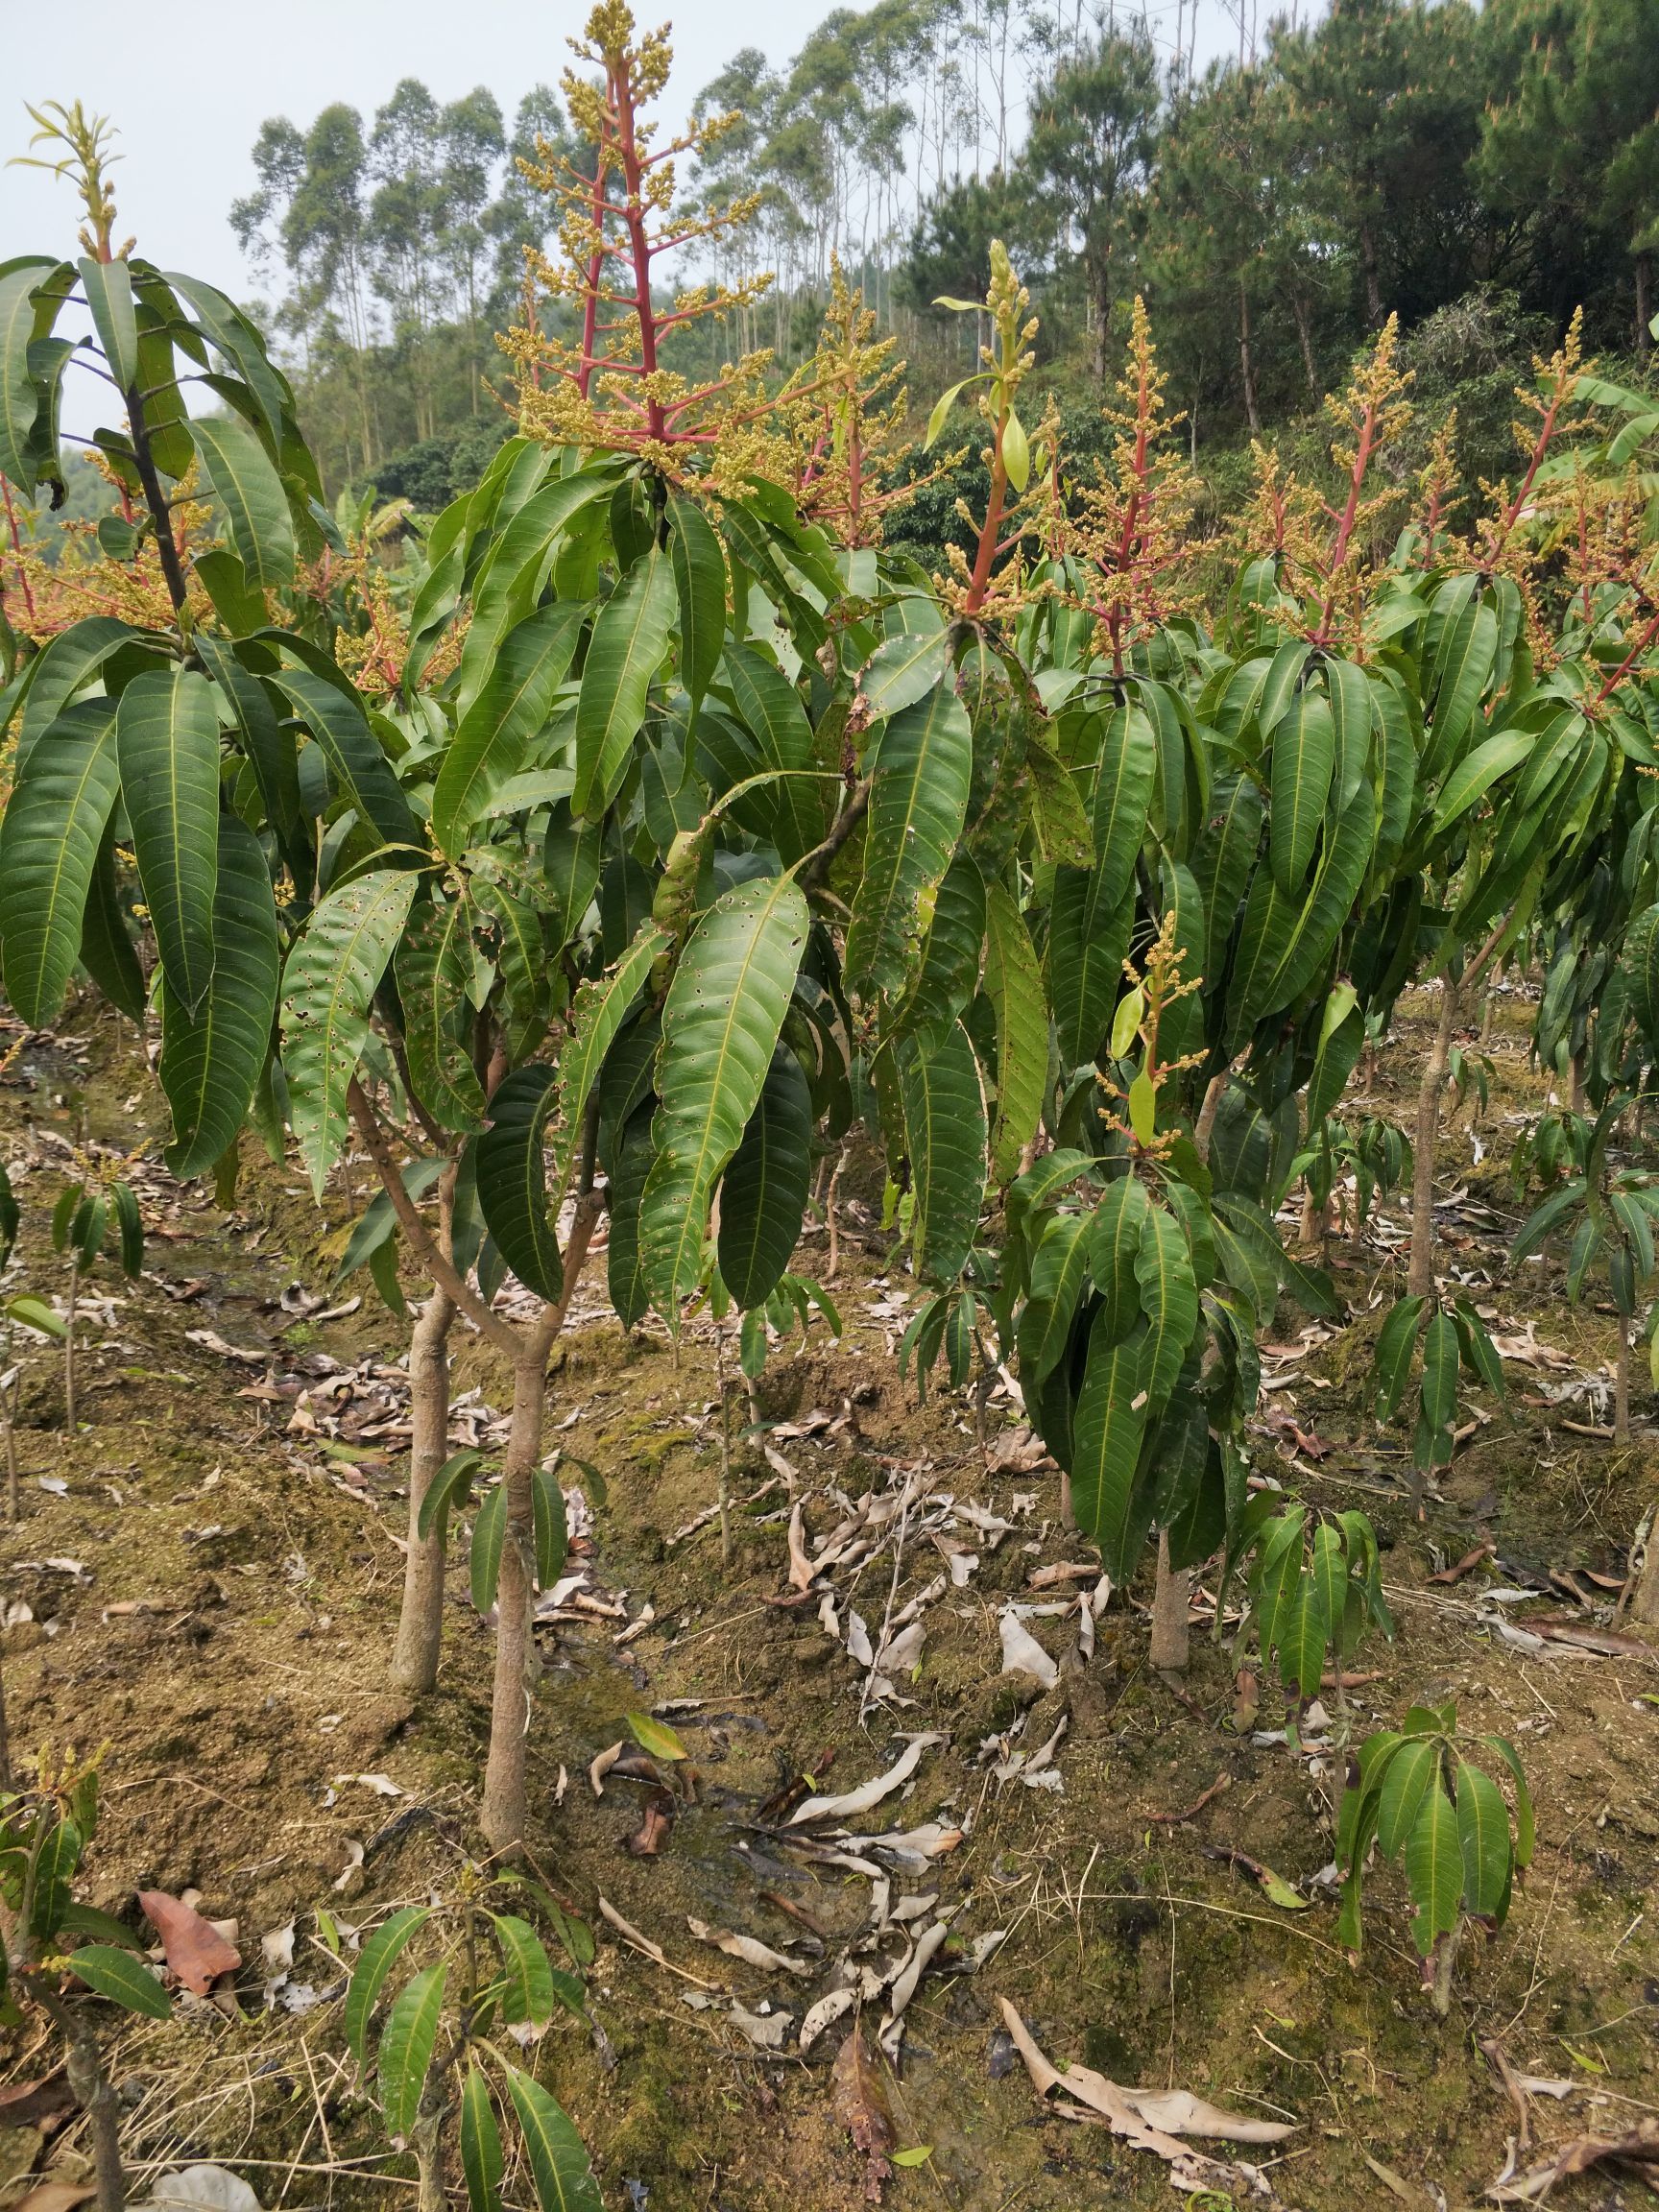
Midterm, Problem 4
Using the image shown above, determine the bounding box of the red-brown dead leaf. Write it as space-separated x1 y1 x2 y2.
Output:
831 2023 896 2201
625 1790 676 1858
138 1888 242 1994
0 2072 75 2128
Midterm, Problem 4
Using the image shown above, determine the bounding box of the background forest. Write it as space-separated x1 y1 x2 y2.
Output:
208 0 1659 537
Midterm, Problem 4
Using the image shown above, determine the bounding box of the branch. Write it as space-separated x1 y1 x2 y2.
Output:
799 780 869 892
348 1077 517 1355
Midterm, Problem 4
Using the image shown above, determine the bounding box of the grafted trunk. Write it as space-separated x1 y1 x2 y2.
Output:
481 1335 556 1853
391 1284 458 1694
65 2025 125 2212
1615 1321 1631 1444
1148 1530 1191 1672
1634 1509 1659 1625
1408 982 1458 1302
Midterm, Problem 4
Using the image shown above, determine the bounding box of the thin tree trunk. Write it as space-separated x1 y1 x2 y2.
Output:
5 1356 18 1523
63 1256 77 1434
1194 1070 1228 1165
1570 1052 1587 1118
1408 982 1458 1303
1291 290 1318 400
1615 1319 1631 1444
1149 1530 1190 1672
1634 1509 1659 1625
1636 251 1652 362
64 2025 125 2212
0 1642 12 1790
1359 221 1383 329
391 1284 457 1695
480 1327 558 1855
1238 279 1262 435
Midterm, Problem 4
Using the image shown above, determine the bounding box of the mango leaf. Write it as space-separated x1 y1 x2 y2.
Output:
494 1914 556 2027
78 254 139 391
0 699 120 1026
460 2063 505 2212
718 1047 813 1309
158 812 280 1176
266 663 419 849
548 921 667 1202
1455 1758 1511 1919
1092 705 1158 908
67 1945 171 2019
0 259 62 492
1070 1309 1149 1579
1433 730 1532 833
846 680 973 1000
1372 1295 1425 1422
531 1464 568 1590
668 493 728 712
1016 1212 1091 1382
280 867 420 1198
1134 1204 1196 1414
396 895 487 1134
895 1022 986 1284
983 881 1046 1183
470 1484 508 1610
1047 869 1133 1067
475 1067 563 1303
1269 692 1334 896
640 874 808 1314
115 667 222 1018
573 546 676 818
858 630 950 721
431 602 584 855
504 2066 604 2212
897 854 985 1048
1481 1736 1534 1867
379 1961 447 2139
627 1711 688 1762
1405 1773 1462 1957
191 415 295 587
346 1906 431 2063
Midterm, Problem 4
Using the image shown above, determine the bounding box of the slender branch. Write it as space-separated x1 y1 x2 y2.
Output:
123 382 189 616
348 1078 517 1355
799 780 870 890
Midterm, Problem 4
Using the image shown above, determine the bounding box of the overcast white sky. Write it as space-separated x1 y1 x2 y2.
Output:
0 0 824 296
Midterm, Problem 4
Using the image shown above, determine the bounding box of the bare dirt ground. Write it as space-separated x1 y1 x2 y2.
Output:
2 989 1656 2212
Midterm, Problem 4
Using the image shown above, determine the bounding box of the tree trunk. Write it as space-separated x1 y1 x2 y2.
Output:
1636 251 1652 362
1633 1509 1659 1625
391 1285 458 1695
1291 290 1318 400
65 2026 125 2212
1194 1070 1228 1165
0 1642 12 1790
1359 221 1383 328
480 1332 555 1854
1570 1052 1587 1118
1408 982 1458 1302
1149 1530 1191 1673
1238 280 1262 435
1615 1319 1631 1444
63 1256 78 1433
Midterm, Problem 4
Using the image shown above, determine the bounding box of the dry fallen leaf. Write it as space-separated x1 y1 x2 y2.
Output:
831 2024 896 2201
12 2184 98 2212
139 1889 242 1995
788 1734 943 1825
1489 2118 1659 2201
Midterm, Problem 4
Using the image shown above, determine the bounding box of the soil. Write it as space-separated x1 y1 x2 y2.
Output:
1 987 1656 2212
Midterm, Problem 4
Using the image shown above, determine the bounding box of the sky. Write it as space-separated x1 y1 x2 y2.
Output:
0 0 852 301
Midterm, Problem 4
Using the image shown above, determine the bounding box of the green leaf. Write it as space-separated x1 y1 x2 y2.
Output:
494 1914 557 2027
1405 1771 1462 1958
1047 869 1133 1067
396 896 487 1134
983 881 1046 1184
1420 1309 1458 1438
470 1484 507 1611
266 666 418 850
280 867 420 1199
5 1293 66 1341
347 1907 432 2064
68 1944 171 2018
1269 692 1334 895
417 1448 485 1542
110 1181 143 1278
573 546 676 819
115 667 223 1018
858 631 950 722
896 1022 986 1284
1084 1174 1152 1339
476 1067 563 1303
846 680 974 1000
78 254 139 391
431 603 583 856
1001 406 1030 493
460 2063 505 2212
379 1961 447 2140
1134 1204 1196 1415
1377 1736 1440 1858
627 1711 688 1762
79 820 148 1022
503 2066 604 2212
191 415 295 588
159 812 280 1177
925 374 978 442
1455 1758 1511 1919
892 2147 933 2168
1070 1307 1149 1579
548 921 668 1203
897 854 985 1049
26 1814 82 1940
1092 706 1158 909
1433 731 1533 832
640 874 808 1315
1372 1295 1426 1423
531 1464 568 1591
1481 1736 1535 1867
1017 1211 1091 1382
0 260 62 492
0 700 120 1026
719 1047 813 1308
668 494 728 711
1620 902 1659 1048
